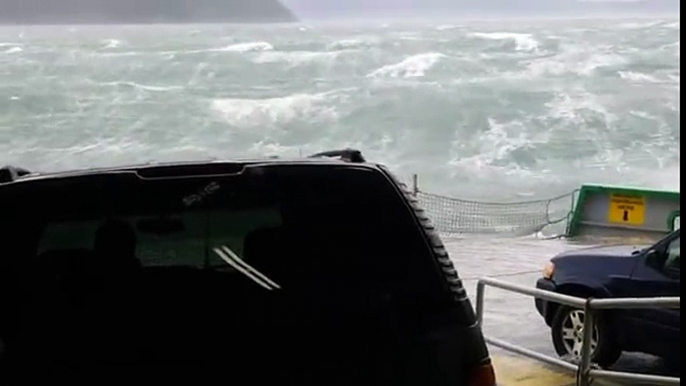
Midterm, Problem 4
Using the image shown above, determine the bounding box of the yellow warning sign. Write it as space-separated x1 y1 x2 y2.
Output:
608 193 646 226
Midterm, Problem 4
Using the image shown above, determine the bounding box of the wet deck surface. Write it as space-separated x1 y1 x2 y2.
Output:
443 236 680 385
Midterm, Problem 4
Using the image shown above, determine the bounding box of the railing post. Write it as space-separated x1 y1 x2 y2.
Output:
578 299 596 386
412 174 419 197
476 281 486 328
566 189 580 237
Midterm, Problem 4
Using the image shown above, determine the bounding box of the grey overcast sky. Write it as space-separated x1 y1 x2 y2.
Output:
281 0 680 19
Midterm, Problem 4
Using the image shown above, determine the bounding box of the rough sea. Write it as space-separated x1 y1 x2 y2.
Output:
0 17 680 202
0 17 681 378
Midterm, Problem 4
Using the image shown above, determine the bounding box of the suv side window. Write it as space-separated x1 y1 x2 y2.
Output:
665 236 680 272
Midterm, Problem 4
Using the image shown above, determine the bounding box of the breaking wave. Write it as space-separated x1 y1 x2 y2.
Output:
3 47 23 54
367 53 446 78
92 81 185 92
219 41 274 53
252 49 349 65
102 39 122 49
327 38 376 50
525 47 627 77
470 32 540 52
211 91 341 129
618 71 663 83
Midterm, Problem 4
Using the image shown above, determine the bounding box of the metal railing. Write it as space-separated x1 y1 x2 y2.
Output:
475 277 681 386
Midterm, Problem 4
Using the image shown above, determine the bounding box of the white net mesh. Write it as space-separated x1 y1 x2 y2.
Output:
416 190 575 237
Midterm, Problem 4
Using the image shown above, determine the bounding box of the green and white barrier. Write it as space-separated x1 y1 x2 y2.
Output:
566 184 680 238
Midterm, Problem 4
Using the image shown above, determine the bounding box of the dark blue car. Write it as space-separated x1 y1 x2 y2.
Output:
535 230 680 367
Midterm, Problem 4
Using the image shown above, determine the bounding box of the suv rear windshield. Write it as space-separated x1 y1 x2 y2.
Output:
13 165 449 294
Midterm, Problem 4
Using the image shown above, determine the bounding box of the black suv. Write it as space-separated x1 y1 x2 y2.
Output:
0 150 494 385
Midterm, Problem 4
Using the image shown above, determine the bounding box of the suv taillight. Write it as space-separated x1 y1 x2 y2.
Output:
470 362 497 386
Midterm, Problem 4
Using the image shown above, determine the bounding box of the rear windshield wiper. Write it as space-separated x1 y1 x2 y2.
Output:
213 246 281 291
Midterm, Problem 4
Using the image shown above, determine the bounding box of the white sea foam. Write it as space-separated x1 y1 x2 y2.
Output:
219 41 274 53
544 91 617 125
436 24 460 31
4 47 23 54
103 39 122 49
252 50 348 66
98 51 140 58
525 45 627 77
95 81 183 92
247 141 301 158
367 53 446 78
447 118 554 186
470 32 540 52
327 38 376 50
167 42 274 55
211 92 340 129
660 41 680 57
630 110 659 120
649 165 681 191
328 39 362 49
618 71 662 83
618 21 663 30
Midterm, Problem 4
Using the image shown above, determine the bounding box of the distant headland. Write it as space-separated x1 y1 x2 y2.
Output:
0 0 298 24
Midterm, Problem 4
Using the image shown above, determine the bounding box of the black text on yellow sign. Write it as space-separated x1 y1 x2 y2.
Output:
608 194 646 226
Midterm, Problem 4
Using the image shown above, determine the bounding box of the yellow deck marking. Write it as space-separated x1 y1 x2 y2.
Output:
491 354 621 386
491 354 575 386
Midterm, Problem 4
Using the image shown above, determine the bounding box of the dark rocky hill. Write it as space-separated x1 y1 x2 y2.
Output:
0 0 297 24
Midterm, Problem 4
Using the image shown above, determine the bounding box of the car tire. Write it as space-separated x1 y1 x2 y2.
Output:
551 306 621 368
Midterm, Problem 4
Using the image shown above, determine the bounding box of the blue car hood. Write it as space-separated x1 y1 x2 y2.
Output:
557 244 651 259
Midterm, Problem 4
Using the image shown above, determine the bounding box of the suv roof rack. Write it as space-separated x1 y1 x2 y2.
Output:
308 149 366 163
0 165 31 183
